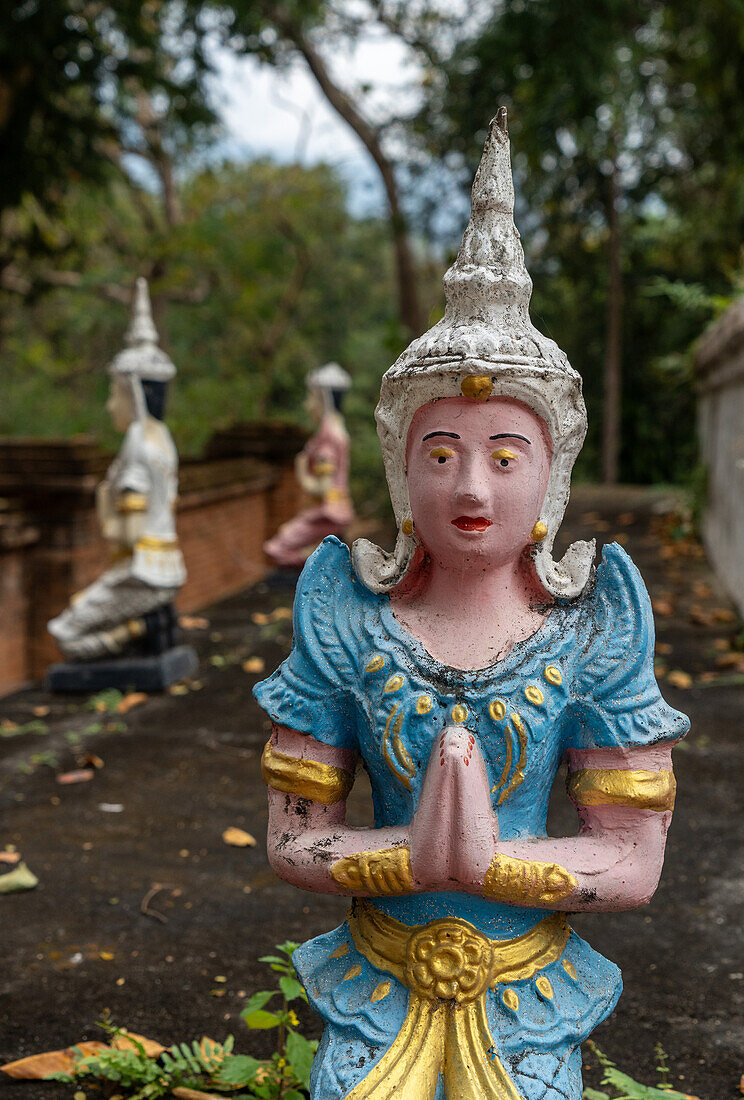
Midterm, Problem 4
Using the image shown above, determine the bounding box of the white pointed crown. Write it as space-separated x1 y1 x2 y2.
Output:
352 111 594 600
307 361 351 392
108 277 177 382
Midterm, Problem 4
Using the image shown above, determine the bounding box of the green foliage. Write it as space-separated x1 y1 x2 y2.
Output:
0 1 216 221
85 689 124 713
583 1043 695 1099
50 942 316 1099
418 0 744 485
0 159 396 512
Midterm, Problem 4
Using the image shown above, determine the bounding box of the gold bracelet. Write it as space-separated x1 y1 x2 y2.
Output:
331 846 413 896
483 853 577 906
116 492 148 514
567 768 676 812
261 742 353 805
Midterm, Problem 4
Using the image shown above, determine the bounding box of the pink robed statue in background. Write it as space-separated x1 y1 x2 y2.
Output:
264 362 354 570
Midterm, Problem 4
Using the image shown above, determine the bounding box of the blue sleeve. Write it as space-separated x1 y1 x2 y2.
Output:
253 537 360 751
568 543 690 750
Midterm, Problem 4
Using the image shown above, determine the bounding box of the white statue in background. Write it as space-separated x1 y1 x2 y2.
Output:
48 278 187 662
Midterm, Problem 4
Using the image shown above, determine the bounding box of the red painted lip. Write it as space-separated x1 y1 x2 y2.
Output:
451 516 492 532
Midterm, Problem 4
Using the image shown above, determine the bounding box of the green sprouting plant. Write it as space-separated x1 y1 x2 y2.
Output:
1 718 50 738
51 1017 235 1100
238 940 317 1098
46 942 316 1100
583 1043 698 1099
85 689 124 714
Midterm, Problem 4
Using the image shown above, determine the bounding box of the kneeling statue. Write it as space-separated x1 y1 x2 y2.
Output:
48 278 196 691
253 111 688 1099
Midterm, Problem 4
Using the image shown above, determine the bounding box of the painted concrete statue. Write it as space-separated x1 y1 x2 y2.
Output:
264 362 354 570
48 279 196 690
254 111 689 1100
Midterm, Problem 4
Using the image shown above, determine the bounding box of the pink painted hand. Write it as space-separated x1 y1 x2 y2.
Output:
410 727 498 893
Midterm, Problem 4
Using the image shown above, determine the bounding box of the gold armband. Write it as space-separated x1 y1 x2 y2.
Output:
116 492 148 514
311 460 336 477
261 742 353 805
483 854 577 906
331 846 413 896
567 768 676 812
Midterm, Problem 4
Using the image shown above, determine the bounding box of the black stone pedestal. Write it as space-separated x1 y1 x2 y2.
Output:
46 645 199 694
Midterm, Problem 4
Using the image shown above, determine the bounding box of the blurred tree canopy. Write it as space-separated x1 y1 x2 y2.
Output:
0 159 406 511
2 0 743 502
415 0 744 485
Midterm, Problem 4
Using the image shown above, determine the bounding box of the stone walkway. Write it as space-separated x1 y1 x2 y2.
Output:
1 486 742 1098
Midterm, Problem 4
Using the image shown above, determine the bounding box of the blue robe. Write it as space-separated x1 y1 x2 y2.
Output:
255 538 688 1099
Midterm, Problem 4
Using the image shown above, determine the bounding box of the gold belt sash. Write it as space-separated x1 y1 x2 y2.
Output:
344 901 570 1100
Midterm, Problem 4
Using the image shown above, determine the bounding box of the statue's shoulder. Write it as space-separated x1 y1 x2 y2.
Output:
590 541 652 620
296 536 359 611
575 541 689 744
572 541 655 679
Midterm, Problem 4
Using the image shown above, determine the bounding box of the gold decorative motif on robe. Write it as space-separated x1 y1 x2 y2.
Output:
342 900 570 1099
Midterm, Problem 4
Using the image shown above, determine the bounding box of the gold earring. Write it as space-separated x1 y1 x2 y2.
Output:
531 521 548 542
401 518 414 536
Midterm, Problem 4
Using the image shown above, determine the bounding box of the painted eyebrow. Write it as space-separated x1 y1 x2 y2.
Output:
489 433 532 445
422 431 461 441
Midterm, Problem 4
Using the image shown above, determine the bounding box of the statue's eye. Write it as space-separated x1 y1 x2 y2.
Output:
491 448 518 468
430 447 455 464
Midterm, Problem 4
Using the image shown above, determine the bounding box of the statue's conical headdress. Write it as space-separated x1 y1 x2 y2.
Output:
353 111 593 599
307 361 351 393
108 277 177 383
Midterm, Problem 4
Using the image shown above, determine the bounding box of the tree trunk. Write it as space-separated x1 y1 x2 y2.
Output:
269 9 424 337
602 165 623 485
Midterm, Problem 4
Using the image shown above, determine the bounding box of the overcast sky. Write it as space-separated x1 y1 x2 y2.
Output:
206 28 419 214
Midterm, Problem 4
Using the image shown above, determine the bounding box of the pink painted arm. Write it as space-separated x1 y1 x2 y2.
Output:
496 742 679 912
266 724 409 895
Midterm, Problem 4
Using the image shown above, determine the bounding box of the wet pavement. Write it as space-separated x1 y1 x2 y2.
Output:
1 485 742 1099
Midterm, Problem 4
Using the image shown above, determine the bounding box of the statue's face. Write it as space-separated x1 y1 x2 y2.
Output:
106 378 136 432
305 386 324 422
405 396 553 571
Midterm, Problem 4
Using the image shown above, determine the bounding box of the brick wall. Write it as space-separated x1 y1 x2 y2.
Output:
0 423 307 694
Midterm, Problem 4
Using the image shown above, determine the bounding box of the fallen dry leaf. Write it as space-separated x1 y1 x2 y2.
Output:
56 769 95 786
692 581 713 600
172 1088 223 1100
0 862 38 894
251 612 270 626
222 827 256 848
242 657 265 674
110 1032 165 1057
169 684 189 696
32 705 50 717
652 597 674 617
667 669 693 689
271 607 292 621
715 652 744 670
655 642 673 656
689 605 714 627
618 512 636 526
179 615 210 631
1 1042 107 1079
0 851 20 865
117 692 148 714
1 720 19 733
713 607 736 624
